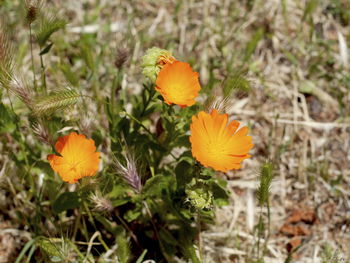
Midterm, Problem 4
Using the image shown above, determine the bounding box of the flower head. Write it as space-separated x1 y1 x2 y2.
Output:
47 132 100 183
141 47 176 82
190 109 253 172
90 193 113 212
156 61 201 107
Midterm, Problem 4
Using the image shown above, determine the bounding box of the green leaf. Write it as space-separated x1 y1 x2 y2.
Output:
175 161 193 189
303 0 318 21
174 135 190 148
244 28 264 61
108 184 128 199
211 180 229 206
142 175 174 197
15 238 37 263
124 209 141 222
0 103 16 133
52 192 80 214
135 250 148 263
159 228 179 246
39 43 54 55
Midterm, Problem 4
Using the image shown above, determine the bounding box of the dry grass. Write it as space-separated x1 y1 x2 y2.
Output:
0 0 349 262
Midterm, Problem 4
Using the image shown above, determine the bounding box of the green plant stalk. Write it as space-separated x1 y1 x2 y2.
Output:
122 111 154 137
15 238 37 263
197 211 203 262
82 201 109 252
110 70 123 112
29 26 37 91
266 198 271 240
40 55 47 93
115 213 139 245
256 208 263 259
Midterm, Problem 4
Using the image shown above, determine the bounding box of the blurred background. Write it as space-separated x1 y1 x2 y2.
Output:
0 0 350 262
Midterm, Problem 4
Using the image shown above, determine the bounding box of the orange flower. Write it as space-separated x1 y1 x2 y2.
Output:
190 109 253 172
47 132 100 183
155 61 201 107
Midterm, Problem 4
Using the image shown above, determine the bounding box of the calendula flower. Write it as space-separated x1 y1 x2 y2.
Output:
156 61 201 107
47 132 100 183
141 47 176 82
190 109 253 172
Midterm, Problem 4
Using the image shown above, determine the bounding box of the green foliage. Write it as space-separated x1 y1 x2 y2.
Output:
0 102 16 133
52 192 81 214
244 28 264 62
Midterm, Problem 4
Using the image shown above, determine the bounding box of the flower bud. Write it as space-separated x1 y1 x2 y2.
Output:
185 181 213 210
141 47 176 82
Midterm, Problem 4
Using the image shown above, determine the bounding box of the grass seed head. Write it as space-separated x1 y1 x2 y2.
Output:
114 47 129 69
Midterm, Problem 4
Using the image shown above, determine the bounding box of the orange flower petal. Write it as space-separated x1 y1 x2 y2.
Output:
190 109 253 172
47 132 100 184
155 61 201 107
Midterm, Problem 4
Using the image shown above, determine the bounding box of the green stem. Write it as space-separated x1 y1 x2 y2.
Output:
115 213 139 245
29 26 37 91
40 55 47 93
122 111 153 137
197 211 203 262
82 200 109 251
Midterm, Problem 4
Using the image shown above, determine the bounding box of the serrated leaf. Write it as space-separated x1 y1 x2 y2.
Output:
52 192 80 214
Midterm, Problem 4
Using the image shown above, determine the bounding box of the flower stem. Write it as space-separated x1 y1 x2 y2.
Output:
29 25 37 91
